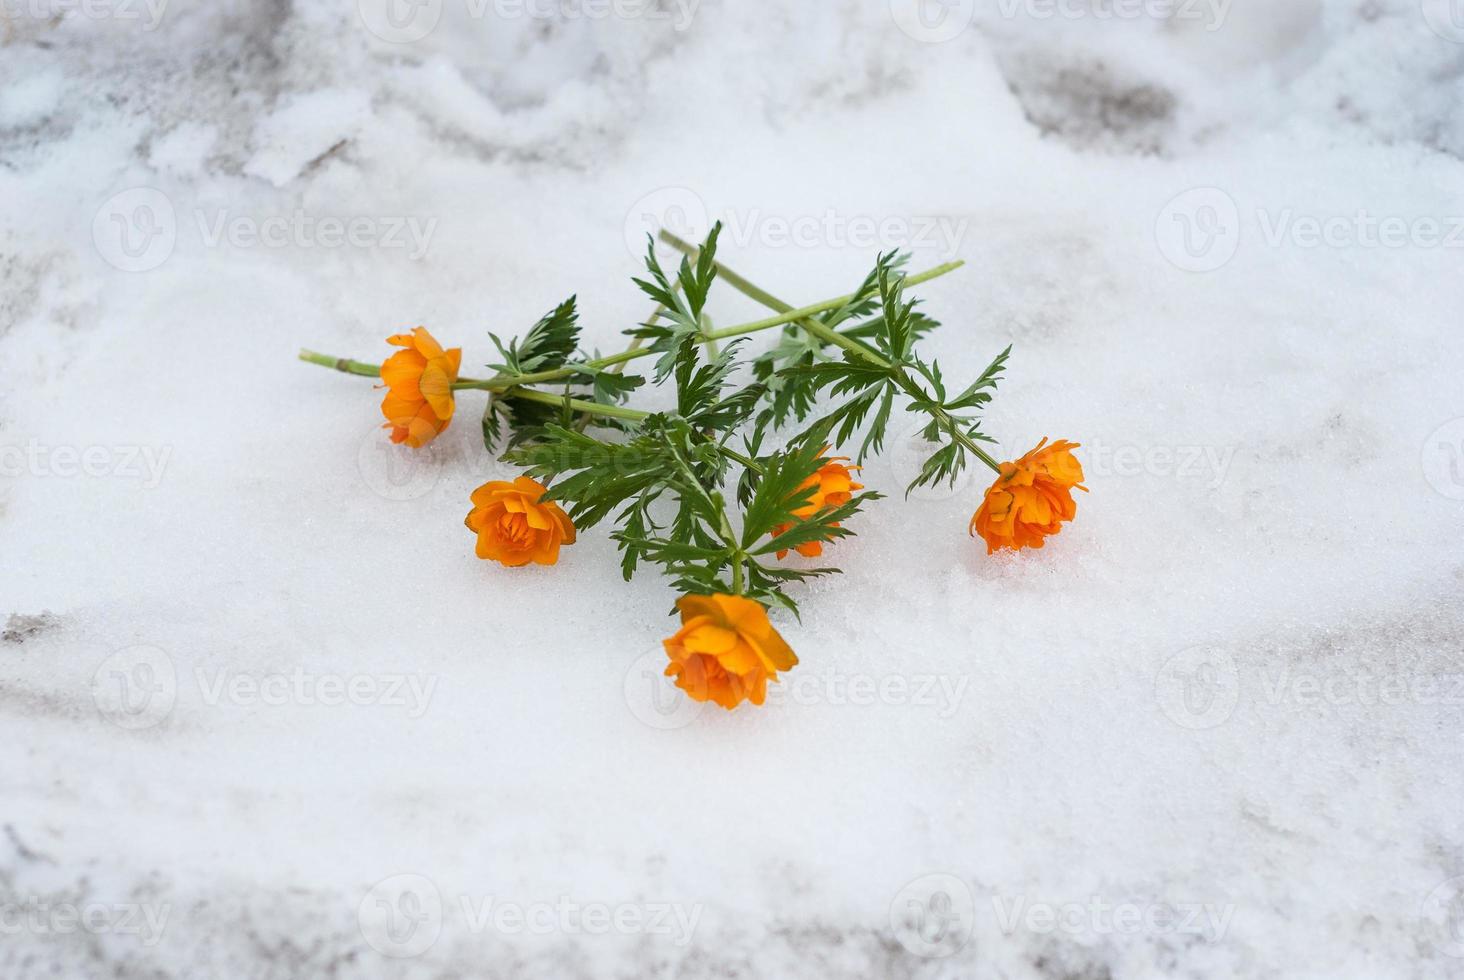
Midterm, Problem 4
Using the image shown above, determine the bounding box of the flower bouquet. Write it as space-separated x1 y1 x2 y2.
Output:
300 226 1085 711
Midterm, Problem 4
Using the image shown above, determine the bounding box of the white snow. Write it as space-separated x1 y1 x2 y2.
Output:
3 1 1464 977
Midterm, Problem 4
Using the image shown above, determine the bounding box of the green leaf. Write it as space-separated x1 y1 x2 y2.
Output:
752 490 880 557
490 297 580 375
739 442 828 548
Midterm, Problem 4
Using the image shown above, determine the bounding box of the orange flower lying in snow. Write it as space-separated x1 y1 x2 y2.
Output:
465 476 577 567
970 438 1087 554
772 453 863 559
380 327 462 448
663 594 797 710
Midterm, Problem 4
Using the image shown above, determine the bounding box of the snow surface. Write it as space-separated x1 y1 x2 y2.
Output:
3 1 1464 977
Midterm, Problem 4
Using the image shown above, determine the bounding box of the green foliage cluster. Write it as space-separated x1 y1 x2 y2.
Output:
485 224 1009 612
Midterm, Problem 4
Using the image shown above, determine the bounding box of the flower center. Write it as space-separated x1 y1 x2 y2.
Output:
496 512 534 550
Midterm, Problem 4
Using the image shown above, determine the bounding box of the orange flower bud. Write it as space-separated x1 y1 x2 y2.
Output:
771 453 863 559
465 476 577 567
970 438 1087 554
379 327 462 448
663 594 798 710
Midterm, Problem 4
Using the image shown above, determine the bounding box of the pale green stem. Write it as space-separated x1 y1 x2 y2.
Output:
657 232 1002 474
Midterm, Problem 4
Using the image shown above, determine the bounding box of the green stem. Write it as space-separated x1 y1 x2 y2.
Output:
657 233 1002 474
718 444 761 473
711 495 745 595
507 388 649 422
301 254 963 395
298 350 387 378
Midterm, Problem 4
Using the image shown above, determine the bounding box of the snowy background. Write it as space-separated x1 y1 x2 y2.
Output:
4 0 1464 976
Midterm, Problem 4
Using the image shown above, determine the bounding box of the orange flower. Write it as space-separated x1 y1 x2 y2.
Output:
663 594 797 710
465 476 577 567
380 327 462 448
772 453 863 559
970 438 1087 554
